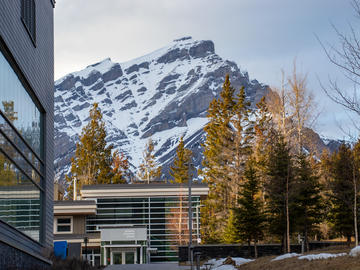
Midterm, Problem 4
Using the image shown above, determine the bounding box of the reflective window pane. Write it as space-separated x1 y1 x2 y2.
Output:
57 225 71 232
0 152 40 241
0 113 42 171
0 133 41 185
0 51 42 156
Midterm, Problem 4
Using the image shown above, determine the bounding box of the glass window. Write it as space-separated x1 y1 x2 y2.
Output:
56 217 72 233
0 50 43 243
0 51 42 157
0 152 40 241
0 133 41 185
0 113 42 172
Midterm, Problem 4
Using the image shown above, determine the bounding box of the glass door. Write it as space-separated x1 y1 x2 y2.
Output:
110 249 137 265
125 251 135 264
112 252 122 264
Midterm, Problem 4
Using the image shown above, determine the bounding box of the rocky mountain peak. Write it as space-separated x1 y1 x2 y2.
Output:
156 37 215 64
53 38 272 183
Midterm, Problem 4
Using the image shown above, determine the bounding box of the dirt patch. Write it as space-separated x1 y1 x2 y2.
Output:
237 246 360 270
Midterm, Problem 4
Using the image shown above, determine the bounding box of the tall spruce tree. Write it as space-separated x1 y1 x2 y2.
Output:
201 75 253 243
293 153 323 251
326 143 357 246
137 138 162 183
235 157 266 258
66 103 113 199
228 86 254 205
352 140 360 245
265 132 293 253
170 136 193 184
201 75 237 243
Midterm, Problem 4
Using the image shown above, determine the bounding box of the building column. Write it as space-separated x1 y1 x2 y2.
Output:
140 246 143 264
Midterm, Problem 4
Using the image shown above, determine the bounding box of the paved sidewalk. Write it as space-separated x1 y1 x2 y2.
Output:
104 263 191 270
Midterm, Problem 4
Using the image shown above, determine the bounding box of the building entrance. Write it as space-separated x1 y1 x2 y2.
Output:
111 249 136 264
101 226 147 265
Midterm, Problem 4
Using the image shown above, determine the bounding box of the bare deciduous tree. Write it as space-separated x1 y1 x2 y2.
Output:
319 0 360 245
318 0 360 115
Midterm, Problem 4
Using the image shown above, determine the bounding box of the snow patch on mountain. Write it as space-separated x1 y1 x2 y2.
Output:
54 37 270 183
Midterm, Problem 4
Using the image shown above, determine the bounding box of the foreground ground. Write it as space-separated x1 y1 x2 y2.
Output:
237 246 360 270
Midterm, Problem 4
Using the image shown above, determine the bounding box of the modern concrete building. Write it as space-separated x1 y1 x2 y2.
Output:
0 0 54 268
53 183 209 267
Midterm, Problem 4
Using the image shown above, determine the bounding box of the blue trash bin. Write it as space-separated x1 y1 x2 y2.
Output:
54 241 67 260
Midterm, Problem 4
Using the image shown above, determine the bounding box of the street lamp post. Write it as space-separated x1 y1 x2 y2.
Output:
84 236 89 262
188 162 193 270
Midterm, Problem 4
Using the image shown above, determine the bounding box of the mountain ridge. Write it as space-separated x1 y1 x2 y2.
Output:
54 37 339 184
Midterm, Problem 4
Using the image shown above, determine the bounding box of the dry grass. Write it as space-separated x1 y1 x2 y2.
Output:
237 245 360 270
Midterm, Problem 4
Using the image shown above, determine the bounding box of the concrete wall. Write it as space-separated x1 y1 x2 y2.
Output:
0 0 54 262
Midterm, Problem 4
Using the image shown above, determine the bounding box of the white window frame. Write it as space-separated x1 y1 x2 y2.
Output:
54 216 73 234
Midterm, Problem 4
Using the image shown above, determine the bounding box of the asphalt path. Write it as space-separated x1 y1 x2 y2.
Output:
104 263 191 270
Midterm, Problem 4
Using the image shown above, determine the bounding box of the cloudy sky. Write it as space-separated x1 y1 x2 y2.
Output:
55 0 358 139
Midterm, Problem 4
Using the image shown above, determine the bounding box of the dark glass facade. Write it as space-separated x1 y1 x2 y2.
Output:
0 51 42 156
86 196 201 262
0 50 43 242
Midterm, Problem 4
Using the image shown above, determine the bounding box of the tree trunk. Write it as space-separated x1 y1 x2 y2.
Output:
305 227 309 252
254 238 258 259
347 235 351 247
354 163 358 246
282 234 287 254
286 166 290 253
248 240 251 258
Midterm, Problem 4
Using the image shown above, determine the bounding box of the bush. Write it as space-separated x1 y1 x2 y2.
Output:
51 254 102 270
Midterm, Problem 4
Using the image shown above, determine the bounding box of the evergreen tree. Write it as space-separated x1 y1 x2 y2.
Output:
253 97 273 205
66 103 113 199
228 86 254 204
137 138 162 183
170 136 193 184
235 158 266 258
253 97 272 170
265 132 293 253
201 75 253 243
293 153 323 251
326 143 357 246
222 210 240 244
352 140 360 245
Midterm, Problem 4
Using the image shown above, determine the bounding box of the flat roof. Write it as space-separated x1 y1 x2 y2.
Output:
82 183 207 190
81 183 209 198
54 200 96 206
54 199 97 215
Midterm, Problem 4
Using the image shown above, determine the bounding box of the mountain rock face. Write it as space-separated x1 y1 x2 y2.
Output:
54 37 336 184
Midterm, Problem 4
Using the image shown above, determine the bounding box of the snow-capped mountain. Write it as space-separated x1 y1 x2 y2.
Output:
54 37 273 183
